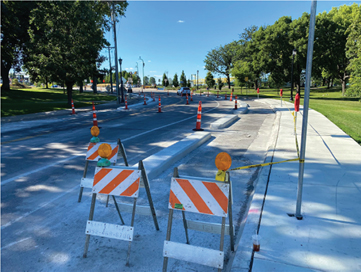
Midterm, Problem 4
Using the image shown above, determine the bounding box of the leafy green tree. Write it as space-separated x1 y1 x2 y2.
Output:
180 70 187 87
217 77 224 90
187 79 191 88
149 76 156 85
346 5 361 97
204 41 240 89
173 73 179 87
205 71 215 88
132 73 139 85
24 1 127 104
1 1 38 90
162 73 169 86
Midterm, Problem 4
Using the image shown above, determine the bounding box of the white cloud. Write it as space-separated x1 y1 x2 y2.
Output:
150 71 156 73
129 68 134 70
178 20 184 23
148 60 151 62
125 68 129 70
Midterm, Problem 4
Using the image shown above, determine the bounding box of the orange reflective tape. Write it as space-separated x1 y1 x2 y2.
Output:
87 150 99 161
169 190 185 210
88 143 96 151
120 178 140 197
108 146 119 160
177 179 212 215
93 168 112 186
99 170 133 195
203 182 228 214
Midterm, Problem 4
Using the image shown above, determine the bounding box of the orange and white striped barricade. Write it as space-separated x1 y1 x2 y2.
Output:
163 168 234 272
78 139 128 203
83 165 141 265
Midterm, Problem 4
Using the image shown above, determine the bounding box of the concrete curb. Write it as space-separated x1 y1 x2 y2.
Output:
135 131 211 181
210 115 239 129
232 102 249 116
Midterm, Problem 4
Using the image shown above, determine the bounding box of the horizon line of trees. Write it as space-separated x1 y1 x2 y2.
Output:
204 3 361 97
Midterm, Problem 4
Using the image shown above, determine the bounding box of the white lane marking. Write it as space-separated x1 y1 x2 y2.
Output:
1 184 79 230
1 99 219 187
1 237 31 250
1 99 220 233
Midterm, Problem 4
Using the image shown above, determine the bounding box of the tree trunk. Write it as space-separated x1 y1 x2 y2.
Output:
254 80 258 90
66 82 74 106
79 82 83 93
342 80 346 96
327 77 332 89
227 74 231 89
45 77 49 89
322 78 326 86
331 78 334 87
1 62 11 90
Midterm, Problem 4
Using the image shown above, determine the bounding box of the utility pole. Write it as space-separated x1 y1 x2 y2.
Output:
107 47 114 94
197 70 199 90
112 3 120 104
139 56 145 92
119 58 124 103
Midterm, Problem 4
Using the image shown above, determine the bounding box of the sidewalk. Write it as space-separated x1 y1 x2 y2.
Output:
232 99 361 271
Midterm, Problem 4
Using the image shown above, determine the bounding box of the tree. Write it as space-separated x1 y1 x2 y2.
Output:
173 73 179 87
180 70 187 87
205 71 215 88
24 1 127 105
204 41 240 89
149 76 156 85
143 76 149 85
1 1 38 90
345 5 361 97
217 77 224 90
162 73 169 86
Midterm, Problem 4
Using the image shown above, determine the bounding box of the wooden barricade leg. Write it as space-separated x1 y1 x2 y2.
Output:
83 193 97 257
126 197 137 266
173 167 189 243
78 160 89 202
226 172 235 251
162 209 174 272
112 195 125 225
139 160 159 231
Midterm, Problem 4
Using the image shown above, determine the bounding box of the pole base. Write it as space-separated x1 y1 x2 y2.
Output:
287 213 303 220
193 128 204 131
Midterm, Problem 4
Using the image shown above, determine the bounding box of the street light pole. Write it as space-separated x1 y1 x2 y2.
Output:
107 47 114 93
290 49 297 101
118 58 124 103
197 70 199 90
139 57 145 92
112 3 120 104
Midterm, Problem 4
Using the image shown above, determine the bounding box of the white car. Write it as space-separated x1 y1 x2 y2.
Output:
177 87 191 96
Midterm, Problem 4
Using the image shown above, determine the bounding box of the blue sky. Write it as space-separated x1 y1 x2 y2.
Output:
101 1 359 83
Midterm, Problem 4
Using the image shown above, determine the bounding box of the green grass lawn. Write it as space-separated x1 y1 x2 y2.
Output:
204 86 361 144
1 87 116 117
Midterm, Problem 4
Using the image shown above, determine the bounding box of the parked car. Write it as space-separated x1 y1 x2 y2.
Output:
177 87 191 96
51 85 58 88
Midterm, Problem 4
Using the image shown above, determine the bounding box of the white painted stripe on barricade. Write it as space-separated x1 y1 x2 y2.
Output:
163 241 224 269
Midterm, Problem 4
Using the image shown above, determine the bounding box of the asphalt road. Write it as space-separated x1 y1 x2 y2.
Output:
1 92 275 271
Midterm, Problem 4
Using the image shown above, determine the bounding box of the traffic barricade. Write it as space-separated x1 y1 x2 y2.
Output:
83 146 159 266
78 138 128 203
162 167 234 272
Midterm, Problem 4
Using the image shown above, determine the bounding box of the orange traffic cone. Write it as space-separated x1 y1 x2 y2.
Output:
230 92 233 101
144 93 147 105
191 91 193 101
158 96 162 113
193 101 203 131
152 92 155 101
125 95 128 110
92 102 98 126
234 96 238 110
186 93 189 105
71 99 76 115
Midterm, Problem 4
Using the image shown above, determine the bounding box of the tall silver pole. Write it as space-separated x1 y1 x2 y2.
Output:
107 47 114 93
112 3 120 104
139 57 145 92
295 0 317 220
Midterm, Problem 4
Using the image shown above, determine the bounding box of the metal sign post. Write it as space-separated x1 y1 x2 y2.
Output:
293 0 317 220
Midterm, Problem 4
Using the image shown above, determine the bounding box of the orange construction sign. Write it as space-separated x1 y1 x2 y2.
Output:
169 178 229 217
93 167 141 197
